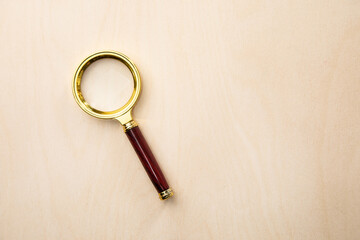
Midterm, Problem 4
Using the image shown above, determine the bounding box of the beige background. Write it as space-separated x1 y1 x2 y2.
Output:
1 1 360 239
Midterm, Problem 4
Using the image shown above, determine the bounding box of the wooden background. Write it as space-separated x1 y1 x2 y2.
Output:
1 1 360 239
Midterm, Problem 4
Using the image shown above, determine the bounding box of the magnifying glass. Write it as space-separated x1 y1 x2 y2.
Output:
72 51 173 200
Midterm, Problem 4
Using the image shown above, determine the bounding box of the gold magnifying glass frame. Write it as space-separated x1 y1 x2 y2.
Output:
72 51 140 128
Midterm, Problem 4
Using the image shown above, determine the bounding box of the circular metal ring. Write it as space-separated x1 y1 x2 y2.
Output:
72 51 141 119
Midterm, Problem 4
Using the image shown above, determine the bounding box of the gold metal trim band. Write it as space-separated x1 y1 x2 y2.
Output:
159 188 174 200
123 120 138 132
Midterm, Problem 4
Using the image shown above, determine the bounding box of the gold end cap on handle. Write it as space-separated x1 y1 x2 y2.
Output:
159 188 174 200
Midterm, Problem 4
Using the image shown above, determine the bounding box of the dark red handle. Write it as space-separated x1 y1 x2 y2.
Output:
125 126 172 199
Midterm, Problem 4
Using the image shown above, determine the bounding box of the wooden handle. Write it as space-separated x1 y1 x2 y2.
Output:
125 126 173 199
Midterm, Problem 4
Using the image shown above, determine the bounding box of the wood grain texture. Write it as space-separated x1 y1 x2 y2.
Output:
0 1 360 239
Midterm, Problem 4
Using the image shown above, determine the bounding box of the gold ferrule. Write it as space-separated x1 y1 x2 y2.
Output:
159 188 174 200
123 120 138 132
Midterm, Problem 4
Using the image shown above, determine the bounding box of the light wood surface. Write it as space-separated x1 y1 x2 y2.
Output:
1 1 360 239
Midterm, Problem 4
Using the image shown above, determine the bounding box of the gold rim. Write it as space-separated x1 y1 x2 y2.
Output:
72 51 141 122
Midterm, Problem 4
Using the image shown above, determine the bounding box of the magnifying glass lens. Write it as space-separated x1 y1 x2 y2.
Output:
81 58 134 112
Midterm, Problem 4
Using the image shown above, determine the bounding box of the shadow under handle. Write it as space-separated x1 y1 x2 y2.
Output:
125 124 173 200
